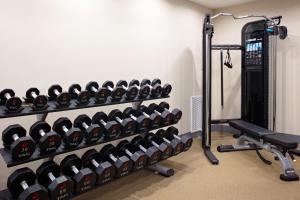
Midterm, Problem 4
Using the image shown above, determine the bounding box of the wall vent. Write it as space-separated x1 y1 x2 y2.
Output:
191 96 202 133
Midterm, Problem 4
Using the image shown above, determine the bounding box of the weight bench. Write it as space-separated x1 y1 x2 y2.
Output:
217 120 300 181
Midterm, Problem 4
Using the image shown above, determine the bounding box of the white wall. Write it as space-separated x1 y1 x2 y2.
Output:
0 0 210 188
211 0 300 135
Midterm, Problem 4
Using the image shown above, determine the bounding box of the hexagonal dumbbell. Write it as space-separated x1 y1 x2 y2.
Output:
2 124 36 161
156 129 184 156
100 144 133 178
108 109 136 136
116 140 148 171
36 161 73 200
92 112 121 139
68 84 90 106
148 103 174 126
131 136 161 165
166 126 193 151
53 117 83 149
85 81 110 104
140 79 162 97
25 88 48 110
7 167 49 200
74 114 104 144
0 89 23 112
151 78 172 97
128 79 150 99
145 132 173 160
116 80 139 100
102 81 126 102
158 102 182 123
123 107 151 133
60 154 96 195
29 121 62 155
82 149 116 185
139 105 162 129
48 85 71 108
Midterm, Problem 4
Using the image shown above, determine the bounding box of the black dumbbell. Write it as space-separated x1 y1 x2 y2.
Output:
85 81 110 104
139 105 162 129
102 81 126 102
29 121 62 155
146 132 173 160
60 154 96 194
131 136 161 165
148 103 174 126
25 88 48 110
128 79 150 99
82 149 116 185
74 115 103 144
123 107 151 132
36 161 73 200
68 84 90 106
116 80 138 100
53 117 83 148
48 85 71 107
156 129 184 156
151 78 172 97
166 126 193 151
0 89 22 112
140 79 162 97
108 109 136 136
2 125 35 161
92 112 121 139
100 144 133 178
158 102 182 123
8 168 49 200
116 140 148 171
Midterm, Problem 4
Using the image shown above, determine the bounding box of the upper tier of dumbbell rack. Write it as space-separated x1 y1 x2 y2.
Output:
0 95 169 119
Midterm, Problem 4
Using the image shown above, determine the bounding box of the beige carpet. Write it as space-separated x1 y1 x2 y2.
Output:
73 133 300 200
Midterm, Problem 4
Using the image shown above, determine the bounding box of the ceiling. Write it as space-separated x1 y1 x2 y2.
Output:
189 0 257 9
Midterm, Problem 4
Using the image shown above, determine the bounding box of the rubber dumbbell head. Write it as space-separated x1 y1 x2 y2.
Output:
116 140 147 171
60 154 96 194
128 79 150 99
68 84 90 105
151 78 172 96
139 105 162 128
82 149 116 185
141 79 162 97
108 109 136 136
156 129 184 155
8 167 49 200
123 107 151 132
100 144 133 178
74 114 103 144
25 88 48 110
167 126 193 151
148 103 174 126
53 117 83 148
131 136 161 165
0 89 22 112
48 85 71 107
102 81 126 101
116 80 138 100
92 112 121 139
2 125 36 161
158 102 182 123
36 161 73 200
30 121 62 155
146 133 173 160
86 81 110 104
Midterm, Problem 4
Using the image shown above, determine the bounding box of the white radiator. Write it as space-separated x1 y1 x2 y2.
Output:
191 96 202 132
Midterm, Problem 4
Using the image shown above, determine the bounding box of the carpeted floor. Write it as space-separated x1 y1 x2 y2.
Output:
73 133 300 200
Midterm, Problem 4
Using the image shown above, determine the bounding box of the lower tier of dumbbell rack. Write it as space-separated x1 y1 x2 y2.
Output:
0 123 179 168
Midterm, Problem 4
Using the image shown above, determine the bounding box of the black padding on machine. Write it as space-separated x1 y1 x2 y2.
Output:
264 134 298 150
229 120 273 138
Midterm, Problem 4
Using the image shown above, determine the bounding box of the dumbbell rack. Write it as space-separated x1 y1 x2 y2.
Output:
0 94 182 199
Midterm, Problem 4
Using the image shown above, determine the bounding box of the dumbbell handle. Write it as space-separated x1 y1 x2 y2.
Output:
100 119 108 126
130 114 138 121
5 93 12 100
142 112 150 118
73 88 80 95
92 159 100 168
71 165 80 174
109 154 118 162
106 85 114 92
12 134 19 141
21 180 29 190
31 91 38 99
162 137 171 144
62 126 69 133
154 110 163 116
120 85 127 90
48 172 56 181
115 116 123 124
125 149 133 157
90 86 98 93
53 89 60 96
131 84 141 90
138 145 147 153
82 122 89 130
39 129 46 137
150 140 159 148
173 134 181 140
